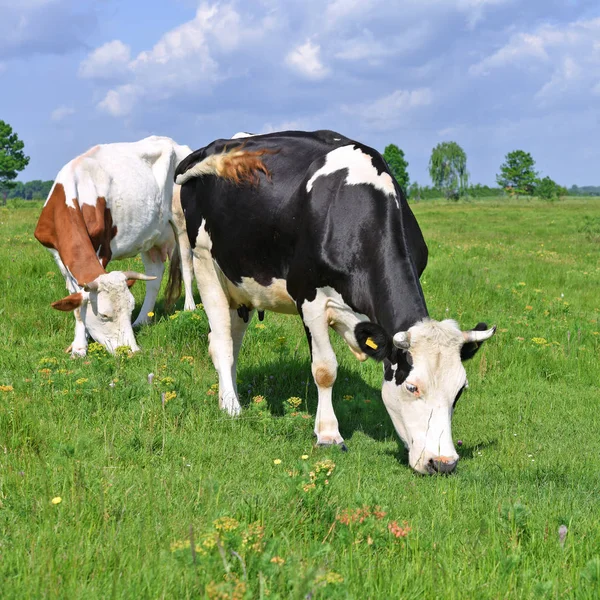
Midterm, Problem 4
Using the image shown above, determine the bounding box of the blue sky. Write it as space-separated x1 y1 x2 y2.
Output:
1 0 599 186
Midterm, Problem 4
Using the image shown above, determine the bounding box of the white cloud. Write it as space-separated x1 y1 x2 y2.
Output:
342 88 433 130
285 40 329 80
335 25 431 63
262 118 312 133
325 0 377 23
470 17 600 105
97 3 276 117
51 105 75 122
98 84 140 117
0 0 95 59
79 40 131 80
457 0 515 29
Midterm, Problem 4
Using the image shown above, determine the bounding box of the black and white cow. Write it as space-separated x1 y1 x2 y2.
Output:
175 130 495 474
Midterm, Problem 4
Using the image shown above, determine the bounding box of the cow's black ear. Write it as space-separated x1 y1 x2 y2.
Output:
461 322 489 361
355 322 393 361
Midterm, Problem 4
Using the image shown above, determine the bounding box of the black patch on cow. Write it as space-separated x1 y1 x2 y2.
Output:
355 322 393 361
461 322 490 361
177 130 430 336
452 385 465 409
383 348 412 384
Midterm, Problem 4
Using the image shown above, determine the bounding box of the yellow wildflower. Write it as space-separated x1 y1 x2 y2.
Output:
147 311 154 317
75 378 88 385
255 323 266 330
0 385 14 392
343 394 353 401
51 497 62 505
213 516 239 532
270 556 285 565
164 391 177 403
531 337 547 345
287 396 302 409
301 454 309 460
273 459 282 465
316 571 344 586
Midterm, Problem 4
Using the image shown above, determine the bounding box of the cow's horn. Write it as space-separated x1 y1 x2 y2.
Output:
393 331 411 350
83 280 99 292
463 326 496 343
122 271 157 281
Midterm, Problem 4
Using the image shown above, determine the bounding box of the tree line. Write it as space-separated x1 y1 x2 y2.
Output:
1 118 598 205
384 142 576 201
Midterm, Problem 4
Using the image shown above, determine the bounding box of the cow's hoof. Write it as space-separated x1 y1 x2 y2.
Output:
70 347 87 358
184 300 196 311
315 432 346 450
220 394 242 417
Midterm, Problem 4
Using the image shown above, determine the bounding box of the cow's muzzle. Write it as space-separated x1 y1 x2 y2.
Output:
428 456 459 474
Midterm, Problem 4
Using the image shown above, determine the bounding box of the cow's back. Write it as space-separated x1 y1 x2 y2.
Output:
84 137 183 258
178 130 428 331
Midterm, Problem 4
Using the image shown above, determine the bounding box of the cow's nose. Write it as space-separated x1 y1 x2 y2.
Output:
429 456 458 474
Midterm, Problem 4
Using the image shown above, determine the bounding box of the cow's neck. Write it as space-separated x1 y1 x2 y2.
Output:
373 263 429 335
34 183 107 286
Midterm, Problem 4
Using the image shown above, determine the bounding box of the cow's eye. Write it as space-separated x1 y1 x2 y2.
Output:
98 312 112 321
405 382 418 394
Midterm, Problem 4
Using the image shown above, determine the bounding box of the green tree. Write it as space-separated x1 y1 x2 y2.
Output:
428 141 469 200
0 121 30 205
535 176 559 201
408 181 421 202
496 150 537 196
383 144 409 194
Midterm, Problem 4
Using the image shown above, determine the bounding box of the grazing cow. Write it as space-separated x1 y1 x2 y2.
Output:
35 136 195 356
175 130 495 474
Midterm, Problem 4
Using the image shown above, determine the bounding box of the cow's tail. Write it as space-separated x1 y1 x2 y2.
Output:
174 145 275 187
165 221 182 311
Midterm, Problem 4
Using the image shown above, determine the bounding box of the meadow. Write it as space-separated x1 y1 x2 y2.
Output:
1 198 599 599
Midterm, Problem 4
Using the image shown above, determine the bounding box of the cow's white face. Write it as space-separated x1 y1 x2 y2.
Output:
356 319 495 475
52 271 140 353
80 272 138 353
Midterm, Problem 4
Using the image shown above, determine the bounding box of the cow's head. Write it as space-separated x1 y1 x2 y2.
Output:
356 319 495 475
51 271 155 353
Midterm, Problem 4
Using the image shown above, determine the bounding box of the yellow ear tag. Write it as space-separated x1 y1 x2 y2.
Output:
365 337 378 350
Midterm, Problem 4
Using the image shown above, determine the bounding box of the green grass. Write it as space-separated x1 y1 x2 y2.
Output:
1 198 600 599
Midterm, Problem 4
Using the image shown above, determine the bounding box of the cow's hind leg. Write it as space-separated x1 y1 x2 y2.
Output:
132 248 166 327
301 293 345 449
192 254 249 416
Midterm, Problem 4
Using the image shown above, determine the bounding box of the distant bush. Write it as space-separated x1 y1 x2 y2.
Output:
6 198 43 209
578 216 600 242
569 185 600 197
467 184 505 198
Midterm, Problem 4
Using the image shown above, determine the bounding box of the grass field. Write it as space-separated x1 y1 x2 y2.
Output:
1 198 599 599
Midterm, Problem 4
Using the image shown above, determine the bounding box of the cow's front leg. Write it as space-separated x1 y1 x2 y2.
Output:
69 307 88 357
132 248 166 327
301 297 345 449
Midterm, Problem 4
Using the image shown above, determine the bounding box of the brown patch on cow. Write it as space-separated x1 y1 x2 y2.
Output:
34 183 107 285
315 366 336 388
81 196 117 267
217 146 277 186
51 292 83 312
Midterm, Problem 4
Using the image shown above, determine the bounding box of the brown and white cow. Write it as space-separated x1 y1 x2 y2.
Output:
34 136 195 356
